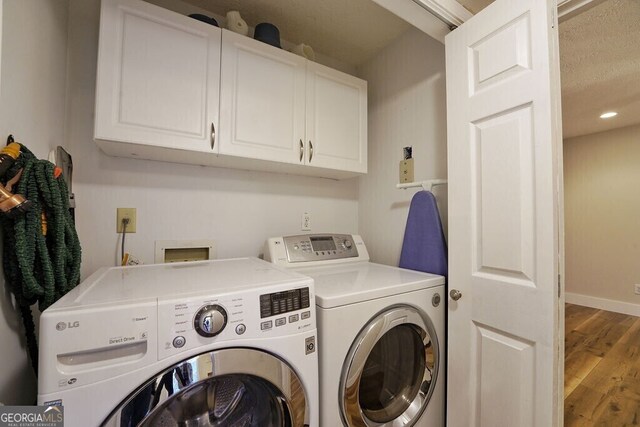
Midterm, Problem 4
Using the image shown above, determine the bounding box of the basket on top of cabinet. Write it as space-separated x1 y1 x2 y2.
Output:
94 0 367 179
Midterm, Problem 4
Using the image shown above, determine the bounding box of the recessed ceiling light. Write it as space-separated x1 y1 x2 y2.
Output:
600 112 618 119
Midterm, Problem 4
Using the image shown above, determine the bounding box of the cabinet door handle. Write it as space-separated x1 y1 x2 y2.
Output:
309 140 313 163
299 139 304 162
210 122 216 149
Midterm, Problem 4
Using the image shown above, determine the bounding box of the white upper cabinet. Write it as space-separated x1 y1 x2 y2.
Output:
94 0 367 178
219 30 306 165
306 62 367 173
95 0 220 153
220 32 367 173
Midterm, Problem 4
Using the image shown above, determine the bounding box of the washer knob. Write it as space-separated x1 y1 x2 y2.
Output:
343 239 353 249
194 304 227 337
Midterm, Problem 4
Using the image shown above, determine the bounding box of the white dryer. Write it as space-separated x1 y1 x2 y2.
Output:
38 257 319 427
265 234 445 427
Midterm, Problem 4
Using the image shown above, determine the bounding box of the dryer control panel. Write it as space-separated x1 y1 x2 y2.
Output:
283 234 358 262
265 234 370 267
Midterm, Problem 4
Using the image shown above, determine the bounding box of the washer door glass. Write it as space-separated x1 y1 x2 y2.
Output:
139 374 286 426
341 306 439 427
102 348 307 427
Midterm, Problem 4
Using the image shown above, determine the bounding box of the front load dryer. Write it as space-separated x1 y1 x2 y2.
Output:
38 257 319 427
265 234 445 427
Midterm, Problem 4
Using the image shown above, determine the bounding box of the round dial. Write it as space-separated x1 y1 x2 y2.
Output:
194 304 228 338
343 239 353 249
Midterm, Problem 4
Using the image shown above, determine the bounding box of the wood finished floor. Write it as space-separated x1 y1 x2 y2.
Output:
565 303 640 426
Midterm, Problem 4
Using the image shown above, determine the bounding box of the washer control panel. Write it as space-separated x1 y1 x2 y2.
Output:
283 234 358 263
157 282 315 360
158 297 240 360
194 304 228 337
260 287 310 318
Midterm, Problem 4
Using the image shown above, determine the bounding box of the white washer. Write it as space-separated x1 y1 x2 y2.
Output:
38 257 319 427
266 234 445 427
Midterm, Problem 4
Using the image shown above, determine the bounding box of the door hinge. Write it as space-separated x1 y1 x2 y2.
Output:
558 274 561 298
552 6 557 29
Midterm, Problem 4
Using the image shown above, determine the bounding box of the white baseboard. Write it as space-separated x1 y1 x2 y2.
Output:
565 292 640 317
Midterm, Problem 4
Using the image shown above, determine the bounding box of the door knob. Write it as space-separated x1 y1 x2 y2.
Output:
450 289 462 301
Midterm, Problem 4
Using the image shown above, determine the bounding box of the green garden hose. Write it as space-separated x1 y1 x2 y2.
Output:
0 142 82 374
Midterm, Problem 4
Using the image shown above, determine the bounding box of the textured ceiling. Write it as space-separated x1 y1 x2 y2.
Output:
560 0 640 138
180 0 411 67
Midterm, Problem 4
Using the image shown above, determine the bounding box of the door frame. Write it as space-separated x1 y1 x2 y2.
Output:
372 0 603 37
556 0 608 21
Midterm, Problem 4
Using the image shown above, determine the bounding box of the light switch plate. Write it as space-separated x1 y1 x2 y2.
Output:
399 159 414 183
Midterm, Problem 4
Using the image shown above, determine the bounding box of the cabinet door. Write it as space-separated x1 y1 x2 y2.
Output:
305 62 367 173
219 30 306 165
95 0 220 153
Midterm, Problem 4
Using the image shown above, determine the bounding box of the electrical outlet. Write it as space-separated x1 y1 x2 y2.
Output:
635 284 640 295
302 212 311 231
117 208 137 233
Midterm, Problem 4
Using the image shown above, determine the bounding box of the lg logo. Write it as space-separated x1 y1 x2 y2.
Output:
56 321 80 331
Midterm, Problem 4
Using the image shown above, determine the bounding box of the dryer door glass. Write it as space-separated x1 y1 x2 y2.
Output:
101 348 307 427
340 306 439 427
359 324 427 422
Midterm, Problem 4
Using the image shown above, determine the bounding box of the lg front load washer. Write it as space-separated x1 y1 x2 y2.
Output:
38 257 319 427
265 234 445 427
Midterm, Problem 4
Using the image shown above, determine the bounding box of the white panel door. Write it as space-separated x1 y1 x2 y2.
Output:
305 62 367 173
446 0 563 426
219 30 306 165
95 0 220 152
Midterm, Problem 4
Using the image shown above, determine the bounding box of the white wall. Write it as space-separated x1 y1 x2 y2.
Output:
0 0 70 404
66 0 359 278
358 28 447 266
564 124 640 312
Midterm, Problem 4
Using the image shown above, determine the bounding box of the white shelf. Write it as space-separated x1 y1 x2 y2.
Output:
396 179 447 192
